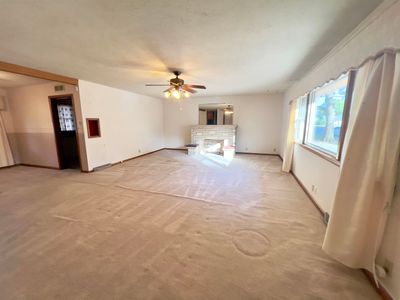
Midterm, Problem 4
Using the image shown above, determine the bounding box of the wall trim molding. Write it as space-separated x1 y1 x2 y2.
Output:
107 148 166 168
311 0 398 72
164 149 283 158
290 168 393 300
118 148 166 162
235 152 280 156
0 61 78 85
363 269 394 300
290 170 325 216
288 0 399 95
19 163 60 170
0 164 18 170
164 147 186 151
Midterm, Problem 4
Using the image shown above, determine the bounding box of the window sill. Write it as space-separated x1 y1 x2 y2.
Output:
297 143 340 167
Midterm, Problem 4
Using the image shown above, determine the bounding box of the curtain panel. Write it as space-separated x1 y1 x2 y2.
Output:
282 99 297 173
0 113 14 167
323 52 400 277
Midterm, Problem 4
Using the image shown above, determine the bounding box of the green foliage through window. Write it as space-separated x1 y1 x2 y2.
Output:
307 74 349 155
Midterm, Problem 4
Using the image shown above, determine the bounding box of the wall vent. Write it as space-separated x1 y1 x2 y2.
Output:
54 85 65 92
323 212 330 225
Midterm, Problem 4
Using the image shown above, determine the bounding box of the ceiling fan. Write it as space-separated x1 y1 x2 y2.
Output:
146 71 206 100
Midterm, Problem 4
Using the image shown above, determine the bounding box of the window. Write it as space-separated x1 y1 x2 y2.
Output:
294 71 355 162
294 95 308 143
57 104 76 131
305 73 350 157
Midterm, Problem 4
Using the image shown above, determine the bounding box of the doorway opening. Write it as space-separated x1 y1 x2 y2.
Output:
49 95 81 169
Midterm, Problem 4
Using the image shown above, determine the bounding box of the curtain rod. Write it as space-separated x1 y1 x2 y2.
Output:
288 48 400 105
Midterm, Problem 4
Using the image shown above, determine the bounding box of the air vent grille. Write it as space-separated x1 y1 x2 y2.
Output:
323 212 330 224
54 85 65 92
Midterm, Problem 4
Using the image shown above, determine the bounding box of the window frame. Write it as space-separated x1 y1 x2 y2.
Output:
293 95 308 144
295 70 356 165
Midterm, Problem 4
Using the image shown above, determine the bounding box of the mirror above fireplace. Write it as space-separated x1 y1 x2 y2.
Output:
198 104 233 125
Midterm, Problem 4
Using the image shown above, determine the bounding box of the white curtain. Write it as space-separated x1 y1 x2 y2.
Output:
323 52 400 276
282 99 297 172
0 113 14 167
341 60 374 160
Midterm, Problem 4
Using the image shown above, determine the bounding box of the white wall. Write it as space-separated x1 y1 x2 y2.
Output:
280 1 400 298
284 0 400 105
217 108 224 125
78 80 164 171
4 82 86 169
199 110 207 125
164 94 283 154
292 145 340 213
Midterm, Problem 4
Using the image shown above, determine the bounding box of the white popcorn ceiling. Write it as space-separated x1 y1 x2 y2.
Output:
0 0 383 97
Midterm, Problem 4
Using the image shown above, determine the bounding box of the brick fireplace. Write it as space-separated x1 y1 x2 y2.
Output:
191 125 236 154
203 139 224 154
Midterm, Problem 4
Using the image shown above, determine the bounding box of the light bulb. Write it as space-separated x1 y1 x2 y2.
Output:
164 91 171 98
172 89 181 99
184 91 190 98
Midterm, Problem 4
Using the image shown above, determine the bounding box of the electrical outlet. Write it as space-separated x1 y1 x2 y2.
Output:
138 149 141 153
311 185 317 195
245 147 248 151
273 148 276 152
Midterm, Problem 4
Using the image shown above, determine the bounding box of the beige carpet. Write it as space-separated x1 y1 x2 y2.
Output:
0 150 379 299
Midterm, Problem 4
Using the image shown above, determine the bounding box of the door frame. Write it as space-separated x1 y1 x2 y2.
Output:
0 61 78 85
48 94 82 171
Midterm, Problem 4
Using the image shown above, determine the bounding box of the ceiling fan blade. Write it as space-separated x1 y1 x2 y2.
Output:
186 84 206 89
163 87 175 93
182 85 197 94
145 84 171 86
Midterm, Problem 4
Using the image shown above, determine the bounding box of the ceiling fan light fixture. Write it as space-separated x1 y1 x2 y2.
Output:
164 91 171 98
172 89 181 99
146 71 206 101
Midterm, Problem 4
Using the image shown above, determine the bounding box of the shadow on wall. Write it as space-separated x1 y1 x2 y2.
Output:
185 125 192 146
288 0 383 81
